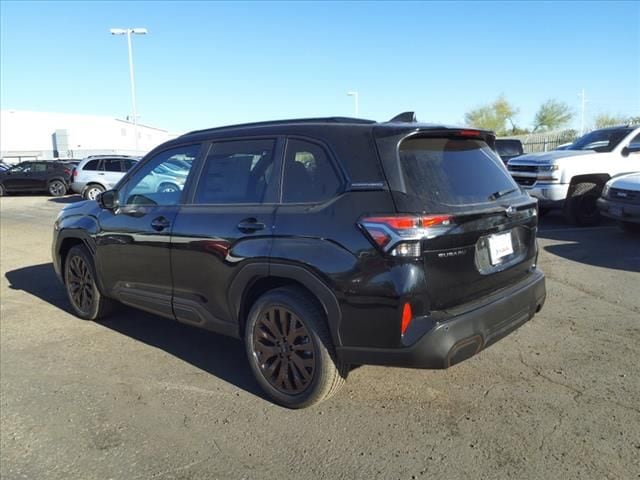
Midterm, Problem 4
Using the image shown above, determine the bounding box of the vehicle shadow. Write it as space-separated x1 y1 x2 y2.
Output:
537 215 639 273
48 195 84 204
4 263 266 400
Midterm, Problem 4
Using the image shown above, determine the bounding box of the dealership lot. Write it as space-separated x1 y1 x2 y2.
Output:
1 195 638 479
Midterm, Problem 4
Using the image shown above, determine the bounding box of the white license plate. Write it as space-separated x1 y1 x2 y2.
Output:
488 231 514 265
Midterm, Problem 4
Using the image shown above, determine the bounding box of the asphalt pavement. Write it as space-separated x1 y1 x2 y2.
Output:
1 195 638 480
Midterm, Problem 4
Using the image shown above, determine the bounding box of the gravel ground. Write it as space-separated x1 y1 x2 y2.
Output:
1 195 639 480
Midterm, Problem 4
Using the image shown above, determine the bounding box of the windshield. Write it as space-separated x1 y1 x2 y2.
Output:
399 137 519 208
568 128 632 153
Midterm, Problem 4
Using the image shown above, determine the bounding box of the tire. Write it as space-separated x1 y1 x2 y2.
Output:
84 184 105 201
620 221 640 234
564 182 602 226
48 179 67 197
538 207 550 217
245 287 348 408
64 245 115 320
157 182 179 193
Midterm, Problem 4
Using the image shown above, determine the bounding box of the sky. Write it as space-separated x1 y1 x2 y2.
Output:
1 1 639 134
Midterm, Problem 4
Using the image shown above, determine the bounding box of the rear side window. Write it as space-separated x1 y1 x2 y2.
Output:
399 138 518 207
103 159 122 172
194 139 276 204
83 159 100 171
32 163 47 173
282 139 341 203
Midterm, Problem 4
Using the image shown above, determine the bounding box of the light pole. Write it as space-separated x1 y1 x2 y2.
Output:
110 27 148 153
578 88 588 135
347 91 359 116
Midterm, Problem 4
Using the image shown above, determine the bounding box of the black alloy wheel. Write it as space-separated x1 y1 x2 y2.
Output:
66 254 95 316
64 245 115 320
245 287 347 408
252 306 316 395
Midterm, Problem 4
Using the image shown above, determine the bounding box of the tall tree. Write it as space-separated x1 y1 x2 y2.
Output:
464 95 519 136
533 100 573 131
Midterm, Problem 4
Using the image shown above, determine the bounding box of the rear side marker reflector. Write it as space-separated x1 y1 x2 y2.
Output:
401 302 413 335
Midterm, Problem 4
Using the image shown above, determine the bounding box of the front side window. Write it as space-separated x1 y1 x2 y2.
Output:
9 163 31 173
194 139 276 204
282 139 341 203
122 145 200 206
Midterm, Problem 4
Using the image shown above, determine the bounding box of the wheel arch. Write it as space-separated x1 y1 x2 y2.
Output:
83 182 107 192
566 173 611 197
56 230 101 287
229 263 343 346
48 176 68 184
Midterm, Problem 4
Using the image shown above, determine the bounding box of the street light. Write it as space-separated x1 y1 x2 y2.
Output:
110 27 148 152
347 91 359 116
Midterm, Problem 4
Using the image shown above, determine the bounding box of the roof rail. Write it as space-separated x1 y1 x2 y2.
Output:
183 116 376 136
388 112 417 123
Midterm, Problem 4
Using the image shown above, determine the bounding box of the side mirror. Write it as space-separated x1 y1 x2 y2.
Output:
97 189 120 210
622 145 640 157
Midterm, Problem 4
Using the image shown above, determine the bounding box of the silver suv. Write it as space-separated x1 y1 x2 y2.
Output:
71 156 138 200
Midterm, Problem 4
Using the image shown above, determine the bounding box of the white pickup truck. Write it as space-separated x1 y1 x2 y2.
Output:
507 125 640 225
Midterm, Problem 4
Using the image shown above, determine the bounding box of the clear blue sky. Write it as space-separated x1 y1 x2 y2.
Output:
1 1 639 133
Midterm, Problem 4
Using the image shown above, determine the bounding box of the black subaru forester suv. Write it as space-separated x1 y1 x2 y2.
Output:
53 114 546 408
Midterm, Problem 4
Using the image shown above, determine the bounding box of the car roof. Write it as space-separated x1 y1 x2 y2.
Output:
158 113 495 183
179 115 491 141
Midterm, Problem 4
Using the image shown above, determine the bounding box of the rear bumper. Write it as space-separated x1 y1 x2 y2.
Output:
336 269 546 369
597 198 640 224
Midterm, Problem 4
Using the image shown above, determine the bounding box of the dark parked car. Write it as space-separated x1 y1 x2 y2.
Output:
495 138 524 164
0 161 73 196
52 114 546 408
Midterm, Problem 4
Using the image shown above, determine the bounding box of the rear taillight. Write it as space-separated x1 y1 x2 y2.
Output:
64 168 71 176
73 169 78 178
359 214 453 257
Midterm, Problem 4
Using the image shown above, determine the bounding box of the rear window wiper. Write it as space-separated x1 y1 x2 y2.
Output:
488 188 519 201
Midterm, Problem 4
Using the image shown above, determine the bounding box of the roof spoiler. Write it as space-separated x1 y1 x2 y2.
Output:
388 111 417 123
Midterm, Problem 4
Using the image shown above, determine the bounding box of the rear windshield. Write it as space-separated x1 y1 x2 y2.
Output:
495 139 523 156
399 137 519 207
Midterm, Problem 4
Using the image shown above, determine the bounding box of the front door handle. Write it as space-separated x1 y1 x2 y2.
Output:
151 216 171 231
237 218 266 233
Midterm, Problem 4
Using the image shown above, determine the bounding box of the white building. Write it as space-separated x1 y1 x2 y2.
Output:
0 110 178 164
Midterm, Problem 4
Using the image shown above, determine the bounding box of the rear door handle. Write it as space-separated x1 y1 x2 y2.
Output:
151 216 171 231
237 218 266 233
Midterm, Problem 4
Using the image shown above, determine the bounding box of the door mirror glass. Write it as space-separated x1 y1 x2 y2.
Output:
98 189 119 210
